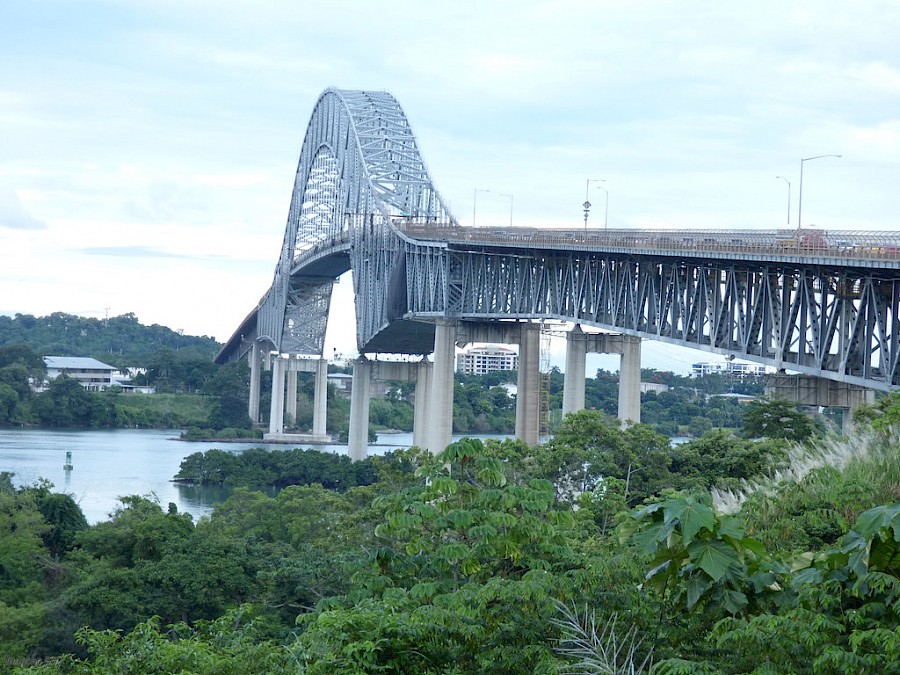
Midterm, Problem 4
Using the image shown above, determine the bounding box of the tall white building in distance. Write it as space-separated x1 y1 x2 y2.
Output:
691 360 771 378
456 346 518 375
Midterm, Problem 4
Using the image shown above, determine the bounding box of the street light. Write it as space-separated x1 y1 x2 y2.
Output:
472 188 490 227
776 176 791 225
596 184 609 231
499 193 514 227
798 154 841 231
583 179 605 229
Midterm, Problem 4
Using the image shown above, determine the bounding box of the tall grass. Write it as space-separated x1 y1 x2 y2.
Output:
712 428 900 515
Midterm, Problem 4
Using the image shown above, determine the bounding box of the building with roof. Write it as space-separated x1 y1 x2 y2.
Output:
456 345 518 375
44 356 118 391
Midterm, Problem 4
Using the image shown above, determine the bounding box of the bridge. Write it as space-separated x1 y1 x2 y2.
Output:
217 87 900 458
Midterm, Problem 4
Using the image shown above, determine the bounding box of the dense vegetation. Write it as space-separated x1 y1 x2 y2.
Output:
0 312 219 366
1 394 897 673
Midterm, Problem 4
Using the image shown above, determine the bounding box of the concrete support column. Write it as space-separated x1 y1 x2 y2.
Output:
617 336 641 424
248 342 261 423
426 320 456 453
268 355 286 435
562 325 587 417
348 357 371 461
286 367 298 427
516 323 541 446
413 359 433 449
312 358 328 438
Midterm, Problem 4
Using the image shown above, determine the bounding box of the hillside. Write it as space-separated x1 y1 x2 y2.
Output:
0 312 220 365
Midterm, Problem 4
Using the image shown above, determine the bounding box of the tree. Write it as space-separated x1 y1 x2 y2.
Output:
742 397 816 442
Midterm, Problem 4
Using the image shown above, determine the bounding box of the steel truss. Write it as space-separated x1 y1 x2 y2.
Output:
252 88 455 353
417 249 899 390
218 90 900 394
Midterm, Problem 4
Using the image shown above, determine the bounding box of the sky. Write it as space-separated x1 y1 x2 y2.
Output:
2 0 899 374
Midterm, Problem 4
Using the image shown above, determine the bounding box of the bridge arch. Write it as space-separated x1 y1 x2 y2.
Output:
254 88 458 356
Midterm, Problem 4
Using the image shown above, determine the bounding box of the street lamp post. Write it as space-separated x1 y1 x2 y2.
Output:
583 179 605 229
499 193 514 227
776 175 791 225
472 188 490 227
798 154 841 231
596 184 609 231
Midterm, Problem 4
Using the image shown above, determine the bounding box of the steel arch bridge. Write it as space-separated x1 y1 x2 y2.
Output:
217 88 900 392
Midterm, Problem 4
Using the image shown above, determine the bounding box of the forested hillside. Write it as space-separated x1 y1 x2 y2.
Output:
2 396 898 674
0 312 220 365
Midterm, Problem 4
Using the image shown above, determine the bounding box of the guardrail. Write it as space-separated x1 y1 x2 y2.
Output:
394 222 900 262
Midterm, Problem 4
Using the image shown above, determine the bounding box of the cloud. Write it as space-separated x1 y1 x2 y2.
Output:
0 188 47 230
78 245 192 259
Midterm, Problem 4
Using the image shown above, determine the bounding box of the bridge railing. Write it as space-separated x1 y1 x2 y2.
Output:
394 222 900 262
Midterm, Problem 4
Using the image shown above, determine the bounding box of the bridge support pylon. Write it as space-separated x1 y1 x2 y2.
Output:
562 325 587 417
348 357 372 461
562 327 642 425
268 354 286 435
413 359 433 449
248 342 261 424
516 323 542 446
286 368 298 426
426 320 457 453
313 358 328 438
618 336 641 424
764 373 876 433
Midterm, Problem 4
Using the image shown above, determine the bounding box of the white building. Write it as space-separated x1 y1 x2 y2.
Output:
44 356 118 391
456 345 518 375
691 360 771 378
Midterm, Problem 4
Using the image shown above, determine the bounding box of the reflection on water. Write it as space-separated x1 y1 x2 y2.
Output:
173 482 279 514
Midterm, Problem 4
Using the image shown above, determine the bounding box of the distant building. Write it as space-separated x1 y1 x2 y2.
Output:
44 356 117 391
691 360 771 378
328 373 354 397
456 346 518 375
640 382 669 394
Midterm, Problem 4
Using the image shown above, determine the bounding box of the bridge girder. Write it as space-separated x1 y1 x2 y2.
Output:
217 89 900 394
397 247 897 390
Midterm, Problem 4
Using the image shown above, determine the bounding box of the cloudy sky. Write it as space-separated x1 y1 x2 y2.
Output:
2 0 899 373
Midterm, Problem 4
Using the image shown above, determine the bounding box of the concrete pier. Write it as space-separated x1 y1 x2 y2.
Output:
413 358 433 449
426 320 457 453
561 327 642 424
248 342 261 423
348 357 371 461
515 322 542 446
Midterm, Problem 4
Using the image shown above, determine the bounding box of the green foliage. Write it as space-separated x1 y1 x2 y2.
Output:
30 377 117 428
853 390 900 433
742 397 817 442
705 505 900 674
668 430 788 493
175 446 386 489
541 410 672 505
12 610 295 674
620 494 782 617
294 438 584 673
0 312 219 366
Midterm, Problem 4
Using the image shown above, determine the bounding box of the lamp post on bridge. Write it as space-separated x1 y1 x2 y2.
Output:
596 184 609 231
583 179 605 230
776 175 790 225
499 193 513 227
472 188 490 227
798 154 841 232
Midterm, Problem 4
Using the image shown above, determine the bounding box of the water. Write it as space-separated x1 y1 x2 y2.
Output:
0 428 690 525
0 429 501 524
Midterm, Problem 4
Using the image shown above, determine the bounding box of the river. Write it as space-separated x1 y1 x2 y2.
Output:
0 428 429 524
0 428 501 524
1 428 690 525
